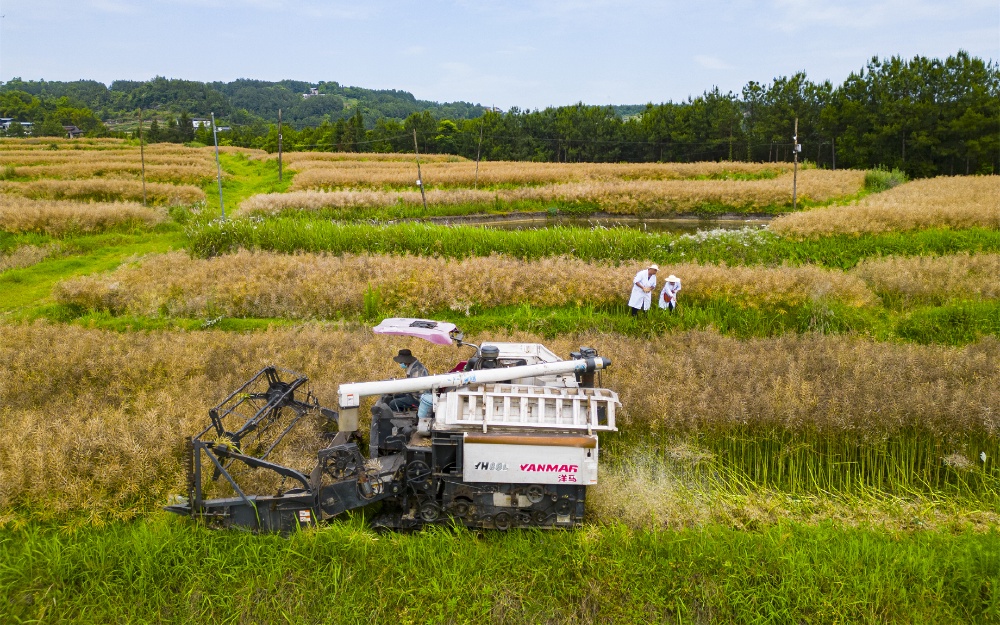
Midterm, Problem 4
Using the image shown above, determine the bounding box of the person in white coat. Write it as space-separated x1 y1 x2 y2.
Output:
659 274 682 311
628 263 658 315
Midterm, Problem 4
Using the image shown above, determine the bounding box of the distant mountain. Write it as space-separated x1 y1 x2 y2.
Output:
0 77 491 129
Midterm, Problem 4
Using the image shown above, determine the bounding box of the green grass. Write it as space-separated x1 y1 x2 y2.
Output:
30 299 1000 347
0 518 995 624
0 226 187 315
204 152 295 219
188 218 1000 268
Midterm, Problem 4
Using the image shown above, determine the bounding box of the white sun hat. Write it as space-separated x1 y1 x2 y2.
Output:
648 263 659 271
666 274 680 282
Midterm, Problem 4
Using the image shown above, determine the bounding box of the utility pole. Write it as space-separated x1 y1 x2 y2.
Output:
831 137 836 170
138 108 147 206
474 109 485 189
277 108 283 182
413 129 428 212
792 118 799 211
212 112 225 219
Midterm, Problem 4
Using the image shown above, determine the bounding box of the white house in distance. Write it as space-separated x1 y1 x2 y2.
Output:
302 87 325 99
0 118 34 134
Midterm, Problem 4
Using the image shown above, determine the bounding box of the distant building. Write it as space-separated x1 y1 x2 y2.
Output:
1 119 33 134
63 125 85 139
302 87 325 99
192 119 212 129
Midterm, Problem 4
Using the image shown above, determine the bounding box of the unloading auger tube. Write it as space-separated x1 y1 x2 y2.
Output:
336 356 611 431
166 353 618 533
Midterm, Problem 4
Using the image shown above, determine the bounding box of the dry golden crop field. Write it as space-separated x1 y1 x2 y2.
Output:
0 140 266 185
285 157 794 189
0 196 166 235
242 169 863 215
0 322 994 525
771 175 1000 236
54 250 877 318
0 179 205 205
852 252 1000 306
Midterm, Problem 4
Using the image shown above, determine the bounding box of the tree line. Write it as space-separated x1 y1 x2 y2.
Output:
1 52 996 177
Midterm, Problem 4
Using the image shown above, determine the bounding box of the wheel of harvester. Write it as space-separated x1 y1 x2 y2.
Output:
555 499 572 516
532 510 550 526
419 501 441 523
449 499 471 518
405 460 432 490
515 511 532 527
526 485 545 504
493 511 512 531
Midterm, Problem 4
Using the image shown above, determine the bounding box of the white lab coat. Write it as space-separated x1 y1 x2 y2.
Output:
659 280 682 309
628 269 657 310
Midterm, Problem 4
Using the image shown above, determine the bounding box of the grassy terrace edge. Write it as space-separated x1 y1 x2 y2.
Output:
33 299 1000 346
188 219 1000 268
1 518 996 624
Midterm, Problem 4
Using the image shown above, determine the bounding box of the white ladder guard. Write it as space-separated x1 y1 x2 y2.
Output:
437 384 619 433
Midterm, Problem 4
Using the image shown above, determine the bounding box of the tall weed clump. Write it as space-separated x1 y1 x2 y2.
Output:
864 167 908 192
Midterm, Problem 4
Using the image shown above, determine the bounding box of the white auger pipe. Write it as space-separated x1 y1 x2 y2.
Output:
338 357 611 409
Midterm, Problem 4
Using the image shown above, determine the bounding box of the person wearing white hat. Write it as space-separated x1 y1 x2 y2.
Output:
659 274 682 311
628 263 658 315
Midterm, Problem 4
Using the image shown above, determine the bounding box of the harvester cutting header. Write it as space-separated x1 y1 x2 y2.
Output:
167 318 619 532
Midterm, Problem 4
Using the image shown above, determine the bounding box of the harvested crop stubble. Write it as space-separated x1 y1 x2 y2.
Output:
54 250 876 317
852 252 1000 306
244 169 863 215
287 159 792 190
0 197 166 235
0 179 205 205
771 175 1000 236
0 323 996 523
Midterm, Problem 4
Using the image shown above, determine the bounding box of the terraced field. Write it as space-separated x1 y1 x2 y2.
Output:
0 138 996 623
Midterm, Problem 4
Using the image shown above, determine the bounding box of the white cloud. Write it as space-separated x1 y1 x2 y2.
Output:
695 55 735 70
497 45 537 56
767 0 997 33
88 0 140 14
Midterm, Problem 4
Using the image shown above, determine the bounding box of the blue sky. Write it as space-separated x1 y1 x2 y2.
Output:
1 0 997 109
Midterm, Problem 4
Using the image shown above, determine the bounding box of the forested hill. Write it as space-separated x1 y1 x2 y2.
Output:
0 77 487 128
1 52 997 177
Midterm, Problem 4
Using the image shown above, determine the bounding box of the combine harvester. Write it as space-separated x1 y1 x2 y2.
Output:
166 318 619 531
